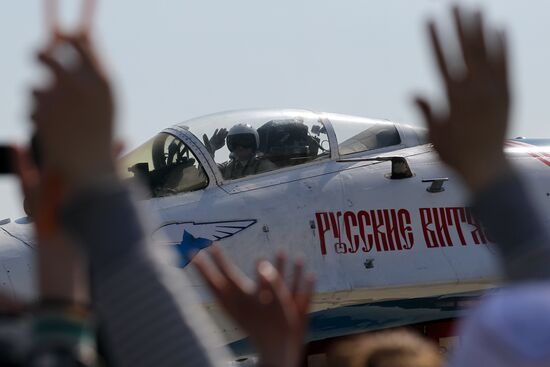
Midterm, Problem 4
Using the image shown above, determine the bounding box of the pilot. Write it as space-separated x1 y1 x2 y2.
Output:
203 124 276 180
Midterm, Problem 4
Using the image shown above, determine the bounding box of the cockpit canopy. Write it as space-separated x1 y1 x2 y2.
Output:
121 133 208 197
323 112 426 156
121 109 427 198
182 110 331 172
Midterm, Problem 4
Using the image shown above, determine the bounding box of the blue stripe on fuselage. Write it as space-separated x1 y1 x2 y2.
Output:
228 291 481 355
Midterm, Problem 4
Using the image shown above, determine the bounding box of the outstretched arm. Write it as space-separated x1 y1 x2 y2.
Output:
32 32 230 367
415 6 550 281
415 7 510 192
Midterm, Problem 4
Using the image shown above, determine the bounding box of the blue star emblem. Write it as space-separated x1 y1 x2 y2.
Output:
152 219 257 268
174 231 213 267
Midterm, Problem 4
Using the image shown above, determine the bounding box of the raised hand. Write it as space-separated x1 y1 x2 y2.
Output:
31 32 116 189
193 247 314 367
202 128 228 156
415 7 511 192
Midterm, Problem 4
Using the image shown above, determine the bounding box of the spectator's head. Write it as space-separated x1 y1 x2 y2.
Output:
327 329 443 367
227 123 259 162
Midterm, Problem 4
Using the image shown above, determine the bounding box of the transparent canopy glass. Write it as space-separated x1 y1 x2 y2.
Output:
120 133 208 197
176 109 331 180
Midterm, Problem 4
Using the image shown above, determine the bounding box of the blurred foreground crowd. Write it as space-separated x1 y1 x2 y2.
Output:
2 4 550 367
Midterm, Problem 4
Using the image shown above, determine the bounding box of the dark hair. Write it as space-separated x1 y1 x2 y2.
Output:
327 329 443 367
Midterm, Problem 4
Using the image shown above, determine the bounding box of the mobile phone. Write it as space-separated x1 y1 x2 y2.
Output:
0 146 15 175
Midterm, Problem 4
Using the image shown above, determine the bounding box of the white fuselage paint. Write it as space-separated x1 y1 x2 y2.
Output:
2 109 549 344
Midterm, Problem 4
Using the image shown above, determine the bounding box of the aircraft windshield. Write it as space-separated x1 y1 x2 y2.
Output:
179 109 330 181
120 133 208 197
325 113 402 156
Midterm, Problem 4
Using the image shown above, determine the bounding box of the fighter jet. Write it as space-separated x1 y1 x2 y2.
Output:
2 108 549 355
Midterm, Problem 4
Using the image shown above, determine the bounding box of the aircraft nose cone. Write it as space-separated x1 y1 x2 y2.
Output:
0 223 36 302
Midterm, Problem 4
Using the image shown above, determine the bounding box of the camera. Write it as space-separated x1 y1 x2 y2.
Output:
0 145 15 175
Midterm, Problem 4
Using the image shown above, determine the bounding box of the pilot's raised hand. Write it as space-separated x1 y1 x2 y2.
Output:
194 247 314 367
202 128 228 156
31 32 116 189
415 7 511 193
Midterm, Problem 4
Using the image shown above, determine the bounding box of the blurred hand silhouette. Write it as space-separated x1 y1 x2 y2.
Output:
194 247 314 367
31 32 116 189
415 6 511 192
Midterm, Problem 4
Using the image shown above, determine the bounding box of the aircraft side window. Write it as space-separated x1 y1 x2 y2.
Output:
329 115 402 156
200 117 330 181
120 133 208 197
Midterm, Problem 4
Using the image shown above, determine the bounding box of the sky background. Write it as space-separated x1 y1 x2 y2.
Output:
1 0 549 218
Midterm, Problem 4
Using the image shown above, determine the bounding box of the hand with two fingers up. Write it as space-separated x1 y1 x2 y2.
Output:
31 31 116 192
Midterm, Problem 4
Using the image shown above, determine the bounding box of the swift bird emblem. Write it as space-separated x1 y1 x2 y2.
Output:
152 220 257 266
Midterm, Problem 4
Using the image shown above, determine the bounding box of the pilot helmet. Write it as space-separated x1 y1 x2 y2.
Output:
227 123 260 152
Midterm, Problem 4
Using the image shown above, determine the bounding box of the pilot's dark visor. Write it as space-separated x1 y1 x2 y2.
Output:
227 134 256 152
